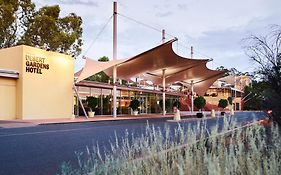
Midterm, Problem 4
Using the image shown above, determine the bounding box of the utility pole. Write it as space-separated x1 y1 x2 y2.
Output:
162 29 166 115
113 1 117 118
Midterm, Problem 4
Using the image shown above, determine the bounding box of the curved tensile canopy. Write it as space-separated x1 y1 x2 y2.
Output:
76 39 226 95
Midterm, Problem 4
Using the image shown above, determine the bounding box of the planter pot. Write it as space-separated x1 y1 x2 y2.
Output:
88 111 95 117
196 112 203 118
133 111 138 116
221 111 225 116
211 109 215 117
230 109 234 116
173 109 181 121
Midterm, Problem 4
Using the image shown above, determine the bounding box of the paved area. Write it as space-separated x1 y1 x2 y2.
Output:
0 111 202 128
0 110 236 128
0 111 257 129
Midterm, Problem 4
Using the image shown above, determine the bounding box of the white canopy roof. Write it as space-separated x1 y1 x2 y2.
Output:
75 58 127 83
76 39 226 95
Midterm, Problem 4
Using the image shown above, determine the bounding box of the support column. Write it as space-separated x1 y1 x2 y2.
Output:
73 85 88 118
234 76 237 111
190 47 194 114
191 80 194 113
162 69 166 115
162 30 166 115
113 1 117 118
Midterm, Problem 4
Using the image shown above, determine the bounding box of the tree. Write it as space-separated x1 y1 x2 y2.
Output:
243 25 281 124
243 81 270 110
0 0 35 48
98 56 109 62
87 56 110 83
216 66 251 76
0 0 82 56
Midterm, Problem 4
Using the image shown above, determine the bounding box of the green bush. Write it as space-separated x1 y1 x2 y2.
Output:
129 99 140 111
218 99 228 109
86 96 98 111
194 96 206 110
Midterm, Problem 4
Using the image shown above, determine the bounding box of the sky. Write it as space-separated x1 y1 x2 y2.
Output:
33 0 281 73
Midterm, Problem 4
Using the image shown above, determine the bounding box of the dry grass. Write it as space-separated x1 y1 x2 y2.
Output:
58 116 281 175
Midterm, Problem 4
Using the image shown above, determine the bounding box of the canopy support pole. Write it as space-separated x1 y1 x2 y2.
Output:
162 69 166 115
73 85 88 118
191 80 194 113
113 1 117 118
234 75 237 111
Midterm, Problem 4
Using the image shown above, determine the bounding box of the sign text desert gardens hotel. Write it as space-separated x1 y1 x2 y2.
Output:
25 54 50 74
0 45 74 120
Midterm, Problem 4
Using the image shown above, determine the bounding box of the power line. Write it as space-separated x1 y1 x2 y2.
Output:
82 15 113 57
117 12 216 60
117 13 176 39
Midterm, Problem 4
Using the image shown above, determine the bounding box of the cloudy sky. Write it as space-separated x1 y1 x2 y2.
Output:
33 0 281 72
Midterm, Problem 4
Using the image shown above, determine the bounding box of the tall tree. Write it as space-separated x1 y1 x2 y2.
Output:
98 56 109 62
0 0 35 48
243 25 281 124
243 81 270 110
0 0 82 56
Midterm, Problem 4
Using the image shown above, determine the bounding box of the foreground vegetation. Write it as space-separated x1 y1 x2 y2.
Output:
58 116 281 175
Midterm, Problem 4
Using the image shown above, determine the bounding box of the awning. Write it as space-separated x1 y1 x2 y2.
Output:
75 58 127 83
76 39 226 95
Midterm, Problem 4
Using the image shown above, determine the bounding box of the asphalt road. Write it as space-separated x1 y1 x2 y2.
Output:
0 112 266 175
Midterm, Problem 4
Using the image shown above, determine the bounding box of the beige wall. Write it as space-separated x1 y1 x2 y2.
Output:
0 78 16 119
0 46 22 119
0 45 74 120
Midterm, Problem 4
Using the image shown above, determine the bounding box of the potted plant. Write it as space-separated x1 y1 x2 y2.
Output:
194 96 206 118
218 99 228 115
173 100 181 120
86 96 98 117
228 97 234 115
129 99 140 115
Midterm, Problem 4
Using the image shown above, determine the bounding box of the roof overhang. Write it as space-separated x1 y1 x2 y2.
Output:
76 39 226 95
0 69 19 79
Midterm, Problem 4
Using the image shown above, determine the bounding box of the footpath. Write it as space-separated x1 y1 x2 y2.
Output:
0 111 221 129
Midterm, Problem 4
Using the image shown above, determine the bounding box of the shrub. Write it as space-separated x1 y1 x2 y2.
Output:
194 96 206 111
86 96 98 111
129 99 140 111
58 116 281 175
218 99 228 109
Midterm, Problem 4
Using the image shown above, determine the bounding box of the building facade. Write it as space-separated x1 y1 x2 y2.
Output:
204 75 251 111
0 45 74 120
74 80 182 116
